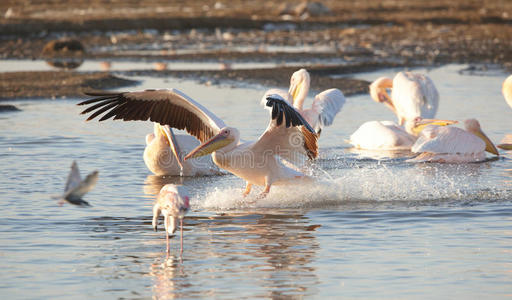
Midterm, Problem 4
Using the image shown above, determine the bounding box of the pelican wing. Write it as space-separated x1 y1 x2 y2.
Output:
412 125 484 154
392 72 439 120
253 94 318 160
78 89 226 143
302 88 345 133
262 88 292 104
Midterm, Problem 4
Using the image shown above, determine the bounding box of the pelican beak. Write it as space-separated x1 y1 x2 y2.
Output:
472 128 499 155
159 124 184 170
497 144 512 150
184 133 233 160
412 118 458 135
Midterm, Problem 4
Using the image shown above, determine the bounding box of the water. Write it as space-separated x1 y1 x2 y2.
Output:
1 64 511 299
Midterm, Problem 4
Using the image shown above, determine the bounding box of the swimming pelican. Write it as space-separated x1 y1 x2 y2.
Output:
78 89 318 196
264 68 345 134
348 71 440 151
408 119 499 163
152 184 190 256
144 123 220 176
498 75 512 150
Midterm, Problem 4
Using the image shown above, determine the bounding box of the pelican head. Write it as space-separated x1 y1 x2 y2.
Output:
288 68 310 109
369 77 394 112
503 75 512 109
406 117 458 136
464 119 499 155
184 127 239 160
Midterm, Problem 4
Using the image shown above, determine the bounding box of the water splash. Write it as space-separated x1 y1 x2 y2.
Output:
197 163 512 210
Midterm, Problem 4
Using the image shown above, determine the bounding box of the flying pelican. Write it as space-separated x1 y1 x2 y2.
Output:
408 119 499 163
152 184 190 256
144 123 220 176
58 161 98 206
264 68 346 135
498 75 512 150
78 89 318 197
348 71 440 151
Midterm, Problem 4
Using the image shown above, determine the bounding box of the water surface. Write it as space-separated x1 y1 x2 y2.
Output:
1 64 511 299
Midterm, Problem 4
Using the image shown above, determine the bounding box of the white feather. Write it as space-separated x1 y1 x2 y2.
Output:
348 121 416 150
392 72 439 121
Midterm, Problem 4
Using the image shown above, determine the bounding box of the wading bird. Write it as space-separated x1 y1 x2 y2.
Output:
152 184 190 256
348 72 440 151
498 75 512 150
78 89 317 197
263 68 345 135
408 119 499 163
144 123 220 176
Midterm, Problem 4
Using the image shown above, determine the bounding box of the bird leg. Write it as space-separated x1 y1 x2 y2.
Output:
166 230 170 260
243 182 252 197
164 215 171 258
180 218 184 255
258 184 271 198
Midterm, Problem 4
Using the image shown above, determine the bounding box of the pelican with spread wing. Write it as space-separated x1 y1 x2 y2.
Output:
78 89 317 196
263 68 345 135
348 71 440 151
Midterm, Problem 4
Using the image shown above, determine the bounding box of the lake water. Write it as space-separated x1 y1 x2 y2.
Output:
1 64 511 299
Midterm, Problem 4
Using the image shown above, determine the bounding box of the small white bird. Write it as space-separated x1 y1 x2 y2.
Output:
348 71 440 151
152 184 190 256
408 119 499 163
60 161 98 206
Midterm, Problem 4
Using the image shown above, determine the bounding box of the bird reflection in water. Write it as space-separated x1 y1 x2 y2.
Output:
149 255 190 300
213 212 321 297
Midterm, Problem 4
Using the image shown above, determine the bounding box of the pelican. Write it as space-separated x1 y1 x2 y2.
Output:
58 161 98 206
144 123 220 176
408 119 499 163
498 75 512 150
78 89 318 196
264 68 345 135
348 71 440 150
152 184 190 256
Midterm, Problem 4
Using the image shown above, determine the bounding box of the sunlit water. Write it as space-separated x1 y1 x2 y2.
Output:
1 64 511 299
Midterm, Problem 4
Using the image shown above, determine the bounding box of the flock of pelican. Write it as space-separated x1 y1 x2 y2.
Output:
78 70 511 254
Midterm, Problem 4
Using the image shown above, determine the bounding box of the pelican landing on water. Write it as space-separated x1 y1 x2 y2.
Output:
78 89 318 197
348 71 441 151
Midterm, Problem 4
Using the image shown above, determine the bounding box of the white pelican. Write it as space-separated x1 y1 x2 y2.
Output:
498 75 512 150
59 161 98 206
408 119 499 163
152 184 190 256
144 123 220 176
264 68 346 135
348 71 440 151
78 89 318 197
